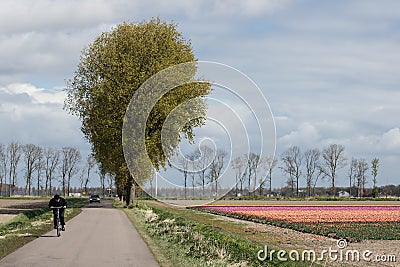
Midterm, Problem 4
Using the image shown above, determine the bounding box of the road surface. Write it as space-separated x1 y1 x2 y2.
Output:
0 200 159 267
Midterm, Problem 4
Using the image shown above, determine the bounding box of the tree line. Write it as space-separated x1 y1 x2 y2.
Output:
177 143 381 198
0 141 114 196
176 147 227 199
277 144 379 197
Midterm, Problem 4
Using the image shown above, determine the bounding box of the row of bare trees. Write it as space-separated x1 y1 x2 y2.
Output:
231 153 277 197
0 141 111 196
279 144 380 197
178 146 227 199
348 157 380 197
185 143 379 198
230 143 379 198
176 145 277 199
279 144 347 197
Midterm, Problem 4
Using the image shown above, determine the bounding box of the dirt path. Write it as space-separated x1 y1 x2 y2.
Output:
0 201 159 267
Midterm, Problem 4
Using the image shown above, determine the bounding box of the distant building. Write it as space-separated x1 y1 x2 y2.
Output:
338 191 350 197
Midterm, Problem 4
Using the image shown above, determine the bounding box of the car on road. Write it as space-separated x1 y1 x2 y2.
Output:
89 195 101 203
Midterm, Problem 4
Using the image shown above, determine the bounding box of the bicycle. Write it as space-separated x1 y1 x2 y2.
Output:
51 206 65 237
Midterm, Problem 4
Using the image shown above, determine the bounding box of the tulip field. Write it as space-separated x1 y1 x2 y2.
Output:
197 204 400 241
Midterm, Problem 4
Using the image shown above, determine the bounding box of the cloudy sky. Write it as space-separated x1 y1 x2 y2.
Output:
1 0 399 189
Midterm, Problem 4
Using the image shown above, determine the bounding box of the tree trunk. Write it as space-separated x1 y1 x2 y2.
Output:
184 171 187 200
62 176 66 196
130 185 135 204
269 169 272 194
49 177 52 196
125 176 134 206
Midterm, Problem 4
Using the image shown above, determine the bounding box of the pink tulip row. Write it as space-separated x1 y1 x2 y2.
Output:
201 205 400 211
200 205 400 223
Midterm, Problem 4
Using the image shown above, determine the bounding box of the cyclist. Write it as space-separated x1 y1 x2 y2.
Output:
48 194 67 231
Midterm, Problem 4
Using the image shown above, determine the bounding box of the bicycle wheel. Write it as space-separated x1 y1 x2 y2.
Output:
56 217 61 237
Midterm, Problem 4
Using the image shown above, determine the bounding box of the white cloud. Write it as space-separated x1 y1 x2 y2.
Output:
279 122 320 148
380 128 400 152
0 83 87 151
0 83 65 104
210 0 292 17
0 0 292 35
0 0 118 34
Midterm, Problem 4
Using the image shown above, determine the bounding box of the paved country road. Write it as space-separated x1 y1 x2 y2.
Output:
0 200 159 267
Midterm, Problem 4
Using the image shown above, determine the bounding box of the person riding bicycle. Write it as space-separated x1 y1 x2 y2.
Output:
48 194 67 231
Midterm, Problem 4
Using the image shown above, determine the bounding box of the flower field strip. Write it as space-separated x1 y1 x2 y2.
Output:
195 205 400 240
233 210 400 223
199 206 400 223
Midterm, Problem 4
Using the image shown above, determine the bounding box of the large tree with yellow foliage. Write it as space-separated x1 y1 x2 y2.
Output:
65 18 210 204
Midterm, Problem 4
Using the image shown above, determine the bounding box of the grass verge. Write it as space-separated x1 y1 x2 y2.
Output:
120 200 314 267
0 197 87 259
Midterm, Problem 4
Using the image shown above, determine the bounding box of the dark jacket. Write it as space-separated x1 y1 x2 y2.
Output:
48 197 67 208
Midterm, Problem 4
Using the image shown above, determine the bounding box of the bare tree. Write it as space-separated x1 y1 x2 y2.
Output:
60 147 81 196
0 144 7 196
304 149 320 197
356 159 368 198
35 151 44 196
85 155 96 193
195 145 214 196
280 146 302 196
60 149 68 196
106 172 115 196
22 144 42 195
320 144 347 196
371 158 379 198
79 168 86 190
246 153 262 196
239 167 247 196
208 149 227 199
280 156 295 196
188 152 198 198
231 155 246 197
264 156 277 195
178 156 190 200
7 142 22 196
98 168 106 196
312 167 323 196
348 158 358 197
67 149 81 196
44 147 60 196
257 156 272 197
253 154 264 196
258 176 266 196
